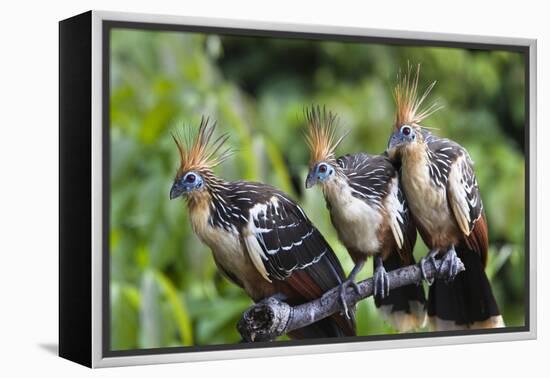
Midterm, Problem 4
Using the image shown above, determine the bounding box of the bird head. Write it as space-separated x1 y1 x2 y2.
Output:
387 123 421 156
170 170 206 199
386 64 441 160
170 116 232 200
306 161 336 188
304 106 346 189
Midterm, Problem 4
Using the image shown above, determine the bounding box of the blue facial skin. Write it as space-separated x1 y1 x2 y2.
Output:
387 124 416 151
169 171 204 200
305 162 335 188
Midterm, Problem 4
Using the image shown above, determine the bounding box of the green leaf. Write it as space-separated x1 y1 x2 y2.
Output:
155 272 194 346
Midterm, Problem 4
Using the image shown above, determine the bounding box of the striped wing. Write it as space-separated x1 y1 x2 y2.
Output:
243 190 346 287
392 178 417 264
447 152 484 236
338 153 414 260
423 130 488 263
224 182 355 337
337 153 394 210
446 150 489 264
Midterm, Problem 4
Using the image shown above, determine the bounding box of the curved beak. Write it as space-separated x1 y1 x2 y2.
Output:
305 171 317 189
169 181 185 200
387 132 400 152
385 132 402 159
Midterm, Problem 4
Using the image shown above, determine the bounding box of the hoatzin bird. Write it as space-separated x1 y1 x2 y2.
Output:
304 106 426 331
169 117 356 339
386 65 504 330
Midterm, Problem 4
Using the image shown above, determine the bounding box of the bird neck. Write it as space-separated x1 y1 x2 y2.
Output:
399 142 433 199
186 172 229 218
186 189 212 215
321 174 350 206
400 142 429 173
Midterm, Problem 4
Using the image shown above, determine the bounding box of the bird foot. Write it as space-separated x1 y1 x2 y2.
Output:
339 278 360 319
373 265 390 299
420 249 439 286
438 247 460 283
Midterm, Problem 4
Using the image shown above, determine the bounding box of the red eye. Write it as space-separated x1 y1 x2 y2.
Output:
318 164 327 173
186 173 196 183
401 125 412 136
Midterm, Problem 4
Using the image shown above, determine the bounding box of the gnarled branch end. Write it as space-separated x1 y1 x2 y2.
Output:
237 258 465 342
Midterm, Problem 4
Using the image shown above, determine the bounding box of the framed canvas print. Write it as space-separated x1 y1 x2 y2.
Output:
59 10 537 368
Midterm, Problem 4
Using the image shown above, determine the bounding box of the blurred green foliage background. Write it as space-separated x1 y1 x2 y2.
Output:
109 28 526 351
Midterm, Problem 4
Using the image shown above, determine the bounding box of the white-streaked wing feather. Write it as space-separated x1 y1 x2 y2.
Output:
243 231 272 283
447 155 472 236
244 202 272 282
385 177 405 249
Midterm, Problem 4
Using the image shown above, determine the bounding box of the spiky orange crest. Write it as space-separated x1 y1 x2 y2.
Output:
305 106 347 167
393 64 441 130
172 116 232 177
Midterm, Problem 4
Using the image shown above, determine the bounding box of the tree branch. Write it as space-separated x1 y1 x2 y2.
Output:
237 258 464 342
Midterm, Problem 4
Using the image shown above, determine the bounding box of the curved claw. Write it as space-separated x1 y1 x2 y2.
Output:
373 266 390 299
439 247 460 283
420 249 439 286
339 287 349 319
338 260 364 319
338 279 358 319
